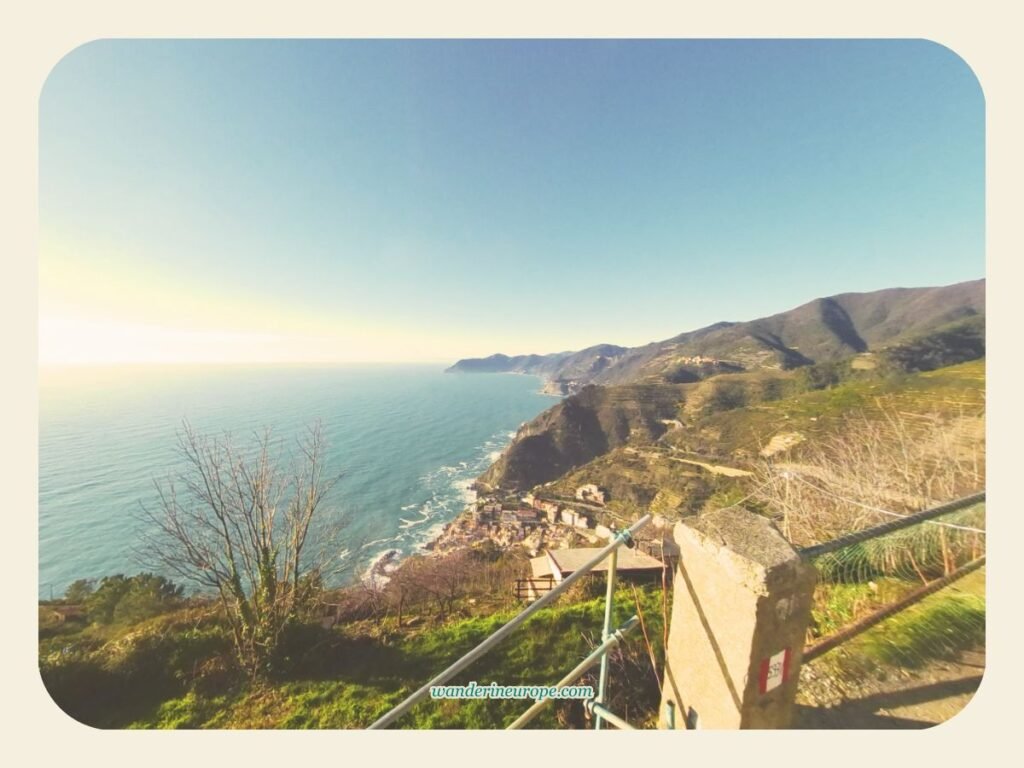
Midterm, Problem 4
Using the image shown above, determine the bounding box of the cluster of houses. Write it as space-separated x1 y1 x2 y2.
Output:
676 355 719 366
471 485 616 545
429 482 678 602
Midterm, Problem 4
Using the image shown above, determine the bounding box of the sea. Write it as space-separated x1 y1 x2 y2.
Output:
38 364 555 599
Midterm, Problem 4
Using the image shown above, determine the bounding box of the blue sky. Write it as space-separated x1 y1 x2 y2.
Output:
39 39 984 364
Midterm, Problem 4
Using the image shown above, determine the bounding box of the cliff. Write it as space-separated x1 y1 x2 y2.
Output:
477 383 685 490
468 279 985 495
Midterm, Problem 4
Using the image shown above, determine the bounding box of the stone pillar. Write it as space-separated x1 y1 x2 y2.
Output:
659 508 816 729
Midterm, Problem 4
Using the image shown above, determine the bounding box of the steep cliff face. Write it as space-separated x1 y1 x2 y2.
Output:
468 279 986 495
478 383 684 490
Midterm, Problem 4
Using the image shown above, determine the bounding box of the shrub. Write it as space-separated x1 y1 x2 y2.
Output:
64 579 95 604
85 574 183 625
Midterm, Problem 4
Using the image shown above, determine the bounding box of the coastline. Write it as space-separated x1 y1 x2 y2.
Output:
40 366 555 599
538 379 568 397
413 375 569 558
406 372 586 562
495 371 566 398
366 372 559 582
448 367 568 399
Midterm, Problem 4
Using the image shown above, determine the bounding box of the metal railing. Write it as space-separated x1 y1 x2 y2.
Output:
802 554 985 663
508 615 639 729
513 576 556 601
367 514 653 730
798 491 985 662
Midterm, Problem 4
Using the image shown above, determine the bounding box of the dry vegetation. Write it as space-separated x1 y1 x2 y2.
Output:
752 399 984 548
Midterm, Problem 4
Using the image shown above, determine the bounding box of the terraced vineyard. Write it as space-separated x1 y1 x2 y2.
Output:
538 360 985 523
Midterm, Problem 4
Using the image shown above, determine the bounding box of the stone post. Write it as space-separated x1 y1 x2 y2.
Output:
659 507 816 729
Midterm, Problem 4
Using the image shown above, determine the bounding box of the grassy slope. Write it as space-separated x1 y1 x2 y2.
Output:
42 584 667 730
541 360 985 522
802 568 985 688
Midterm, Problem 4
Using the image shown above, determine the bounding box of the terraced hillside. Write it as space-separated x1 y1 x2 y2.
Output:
504 359 985 525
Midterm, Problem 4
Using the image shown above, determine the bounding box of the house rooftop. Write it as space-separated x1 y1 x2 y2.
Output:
530 547 663 580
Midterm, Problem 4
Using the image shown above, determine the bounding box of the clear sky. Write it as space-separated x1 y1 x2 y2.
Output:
39 39 984 365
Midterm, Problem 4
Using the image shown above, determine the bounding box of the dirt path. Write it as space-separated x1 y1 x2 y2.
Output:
669 457 752 477
795 647 984 728
623 447 753 477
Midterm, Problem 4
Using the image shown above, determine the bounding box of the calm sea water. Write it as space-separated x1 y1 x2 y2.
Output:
39 364 554 599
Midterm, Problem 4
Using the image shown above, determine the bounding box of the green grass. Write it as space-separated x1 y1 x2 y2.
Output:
675 358 985 455
43 583 668 730
809 580 905 638
855 593 985 669
812 569 985 681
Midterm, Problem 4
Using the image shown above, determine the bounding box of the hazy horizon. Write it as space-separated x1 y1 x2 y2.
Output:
38 273 987 370
40 40 984 366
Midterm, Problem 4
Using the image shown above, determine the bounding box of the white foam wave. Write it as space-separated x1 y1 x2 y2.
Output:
377 425 525 568
399 507 432 529
362 548 400 587
450 477 476 507
360 535 401 550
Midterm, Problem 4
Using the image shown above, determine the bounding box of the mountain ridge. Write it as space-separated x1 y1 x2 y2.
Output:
447 279 985 392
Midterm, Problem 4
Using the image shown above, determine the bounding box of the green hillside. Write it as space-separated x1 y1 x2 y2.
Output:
449 279 984 389
40 357 985 730
40 582 667 730
535 359 985 523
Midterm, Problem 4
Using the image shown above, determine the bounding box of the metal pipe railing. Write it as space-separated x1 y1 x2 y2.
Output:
507 615 640 729
802 554 986 663
594 546 618 730
367 514 652 729
587 701 636 730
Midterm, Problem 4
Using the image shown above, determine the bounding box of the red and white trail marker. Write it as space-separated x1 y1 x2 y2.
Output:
758 648 792 694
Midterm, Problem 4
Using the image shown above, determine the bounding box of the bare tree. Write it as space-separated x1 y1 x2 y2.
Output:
137 420 343 679
386 556 422 629
414 550 472 619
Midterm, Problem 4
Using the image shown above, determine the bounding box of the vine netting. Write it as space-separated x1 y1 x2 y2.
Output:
750 404 985 674
773 486 984 675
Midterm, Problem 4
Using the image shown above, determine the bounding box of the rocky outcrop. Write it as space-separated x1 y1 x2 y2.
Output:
478 383 684 490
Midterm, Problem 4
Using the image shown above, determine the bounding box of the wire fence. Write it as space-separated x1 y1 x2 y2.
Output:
793 490 986 678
